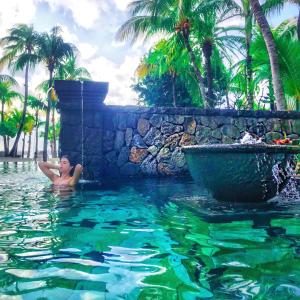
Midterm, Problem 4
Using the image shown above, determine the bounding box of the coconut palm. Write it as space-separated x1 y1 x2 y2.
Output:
263 0 300 40
252 32 300 111
118 0 239 108
57 55 91 80
28 95 46 159
249 0 285 110
0 74 18 85
117 0 208 105
21 114 35 158
0 82 22 155
0 24 39 156
37 26 75 161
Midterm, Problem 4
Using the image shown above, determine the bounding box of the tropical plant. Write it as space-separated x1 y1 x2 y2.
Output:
57 55 91 80
263 0 300 40
252 32 300 110
0 24 39 156
28 95 46 159
0 81 22 155
37 26 75 160
249 0 286 110
21 114 35 158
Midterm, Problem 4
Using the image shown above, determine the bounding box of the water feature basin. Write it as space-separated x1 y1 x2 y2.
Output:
183 144 300 202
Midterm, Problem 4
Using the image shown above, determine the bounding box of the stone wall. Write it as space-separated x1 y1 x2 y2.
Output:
97 106 300 178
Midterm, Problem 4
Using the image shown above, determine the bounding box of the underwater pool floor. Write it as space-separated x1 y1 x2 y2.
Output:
0 162 299 299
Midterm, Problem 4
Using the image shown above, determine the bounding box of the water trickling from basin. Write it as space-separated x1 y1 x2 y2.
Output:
80 81 84 175
272 159 299 199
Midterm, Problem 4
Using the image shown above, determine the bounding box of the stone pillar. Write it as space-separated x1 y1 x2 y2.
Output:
55 80 108 180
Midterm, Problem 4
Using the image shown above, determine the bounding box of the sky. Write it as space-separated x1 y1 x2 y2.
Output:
0 0 298 106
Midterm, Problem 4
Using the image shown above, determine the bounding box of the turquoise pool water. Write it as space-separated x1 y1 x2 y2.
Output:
0 162 299 299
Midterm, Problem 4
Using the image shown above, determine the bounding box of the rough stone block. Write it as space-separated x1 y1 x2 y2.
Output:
132 134 147 148
117 147 130 167
179 133 196 146
171 147 186 169
157 147 171 163
165 134 181 151
125 128 133 146
184 117 196 134
148 145 158 156
166 115 185 125
221 125 240 139
149 114 163 128
161 121 183 136
292 119 300 134
141 155 157 175
137 118 150 136
129 147 148 164
144 127 163 146
114 131 125 151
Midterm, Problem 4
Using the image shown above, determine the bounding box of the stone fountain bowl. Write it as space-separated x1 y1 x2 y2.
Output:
182 144 300 202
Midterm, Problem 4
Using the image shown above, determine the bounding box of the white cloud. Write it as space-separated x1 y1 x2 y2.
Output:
82 55 139 105
77 43 98 60
113 0 132 11
0 0 37 36
43 0 107 29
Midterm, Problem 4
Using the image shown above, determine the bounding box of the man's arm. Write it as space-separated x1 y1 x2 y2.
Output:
69 164 83 186
38 161 60 181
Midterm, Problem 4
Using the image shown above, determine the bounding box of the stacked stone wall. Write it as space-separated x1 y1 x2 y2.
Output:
97 106 300 178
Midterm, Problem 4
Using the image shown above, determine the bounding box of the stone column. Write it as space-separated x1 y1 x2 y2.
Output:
55 80 108 180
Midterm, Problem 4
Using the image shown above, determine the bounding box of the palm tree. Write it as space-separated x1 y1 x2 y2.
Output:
249 0 286 110
0 82 22 155
28 95 46 159
0 24 39 156
57 56 91 80
22 114 35 158
193 8 243 107
117 0 208 105
252 31 300 111
37 26 75 161
0 74 17 84
118 0 239 108
263 0 300 40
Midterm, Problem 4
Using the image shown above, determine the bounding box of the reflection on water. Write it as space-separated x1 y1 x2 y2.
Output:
0 162 299 299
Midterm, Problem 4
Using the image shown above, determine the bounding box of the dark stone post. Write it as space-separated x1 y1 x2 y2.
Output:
55 80 108 180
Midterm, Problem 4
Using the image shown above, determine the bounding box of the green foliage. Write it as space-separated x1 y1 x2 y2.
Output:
133 72 193 107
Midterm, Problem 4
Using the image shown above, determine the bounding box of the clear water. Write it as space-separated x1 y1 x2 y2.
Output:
0 163 299 300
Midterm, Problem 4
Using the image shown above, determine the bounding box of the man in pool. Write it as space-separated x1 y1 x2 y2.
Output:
38 155 83 187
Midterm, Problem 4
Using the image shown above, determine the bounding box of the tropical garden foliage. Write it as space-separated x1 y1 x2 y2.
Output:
0 0 299 159
119 0 300 111
0 24 91 159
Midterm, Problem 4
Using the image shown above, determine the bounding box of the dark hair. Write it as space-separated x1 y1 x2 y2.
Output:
60 155 75 176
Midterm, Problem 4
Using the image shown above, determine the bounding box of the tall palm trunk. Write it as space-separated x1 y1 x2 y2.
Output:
249 0 285 111
171 72 176 107
269 75 275 111
21 132 26 158
181 32 208 108
9 60 30 156
297 7 300 41
203 41 214 108
1 101 8 156
34 109 39 159
245 13 254 109
27 132 32 158
43 71 53 161
51 105 57 157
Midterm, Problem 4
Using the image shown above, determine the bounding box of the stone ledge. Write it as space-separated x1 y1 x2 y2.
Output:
102 106 300 119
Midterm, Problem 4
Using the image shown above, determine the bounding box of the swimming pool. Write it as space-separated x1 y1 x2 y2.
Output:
0 162 299 299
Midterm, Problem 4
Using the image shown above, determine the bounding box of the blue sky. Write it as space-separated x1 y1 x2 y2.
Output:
0 0 298 105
